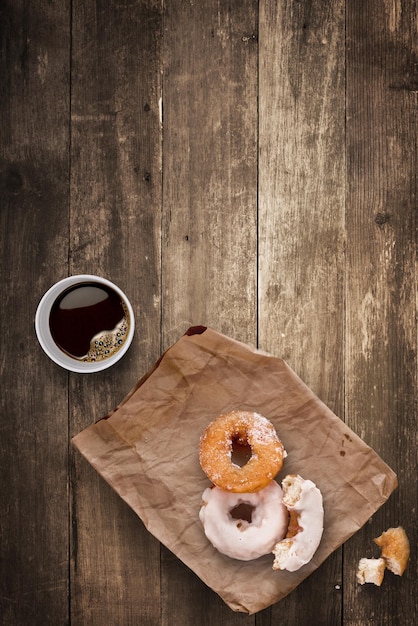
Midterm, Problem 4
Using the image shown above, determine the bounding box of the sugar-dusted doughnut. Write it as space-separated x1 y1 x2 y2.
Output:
272 474 324 572
199 410 286 493
199 480 288 561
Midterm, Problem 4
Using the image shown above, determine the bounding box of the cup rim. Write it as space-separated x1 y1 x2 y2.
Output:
35 274 135 373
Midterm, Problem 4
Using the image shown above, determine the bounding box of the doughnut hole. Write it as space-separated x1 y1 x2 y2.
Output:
229 502 255 526
231 433 252 467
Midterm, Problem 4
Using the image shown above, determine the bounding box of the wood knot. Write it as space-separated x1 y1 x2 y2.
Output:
375 212 390 226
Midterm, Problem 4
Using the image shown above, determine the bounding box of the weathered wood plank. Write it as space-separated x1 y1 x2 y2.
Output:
69 1 163 624
0 1 71 624
161 0 259 350
161 546 256 626
344 1 417 623
258 0 346 411
258 0 346 623
160 0 258 623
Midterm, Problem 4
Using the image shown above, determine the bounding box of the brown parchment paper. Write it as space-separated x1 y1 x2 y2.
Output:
72 326 398 614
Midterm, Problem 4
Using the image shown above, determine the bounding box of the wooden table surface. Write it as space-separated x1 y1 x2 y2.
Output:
1 1 416 624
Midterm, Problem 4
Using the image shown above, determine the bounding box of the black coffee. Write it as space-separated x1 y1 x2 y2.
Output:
49 282 130 362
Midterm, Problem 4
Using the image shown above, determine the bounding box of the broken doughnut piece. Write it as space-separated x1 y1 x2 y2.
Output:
272 474 324 572
356 558 386 586
356 526 410 586
374 526 410 576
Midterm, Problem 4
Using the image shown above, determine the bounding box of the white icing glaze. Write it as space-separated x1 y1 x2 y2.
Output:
272 474 324 572
200 480 288 561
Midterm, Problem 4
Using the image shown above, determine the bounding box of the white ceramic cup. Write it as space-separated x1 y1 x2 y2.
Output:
35 274 135 373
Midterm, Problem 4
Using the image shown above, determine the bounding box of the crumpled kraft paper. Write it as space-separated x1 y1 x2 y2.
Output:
72 326 398 614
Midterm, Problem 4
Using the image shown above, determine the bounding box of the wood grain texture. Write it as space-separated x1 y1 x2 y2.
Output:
69 1 163 624
258 1 345 623
0 1 70 624
0 0 416 624
344 1 417 624
161 0 259 350
258 0 346 411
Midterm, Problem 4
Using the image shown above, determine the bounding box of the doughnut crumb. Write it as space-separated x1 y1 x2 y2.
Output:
356 558 386 586
374 526 410 576
356 526 410 586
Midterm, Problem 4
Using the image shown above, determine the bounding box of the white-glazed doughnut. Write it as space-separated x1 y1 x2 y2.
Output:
200 480 288 561
272 474 324 572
